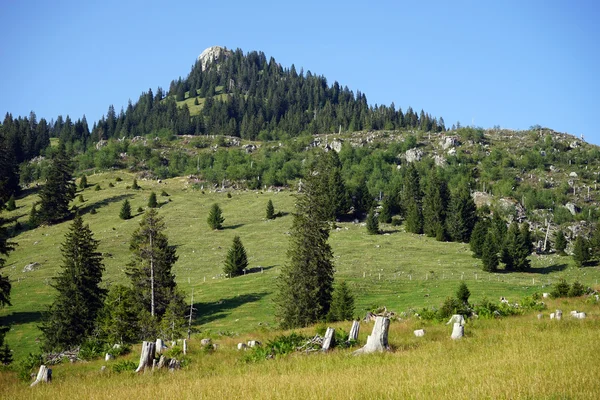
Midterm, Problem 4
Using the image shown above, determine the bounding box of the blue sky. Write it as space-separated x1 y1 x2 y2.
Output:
1 0 598 143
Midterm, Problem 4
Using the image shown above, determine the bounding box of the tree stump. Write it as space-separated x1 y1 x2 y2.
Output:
157 355 166 369
30 365 52 387
446 314 465 326
200 338 212 346
247 340 260 348
414 329 425 337
168 358 181 371
451 323 464 340
555 310 562 321
322 327 335 351
348 320 360 341
135 341 156 373
183 339 188 355
237 343 247 350
156 338 166 353
537 314 543 320
550 313 555 319
105 353 114 362
353 316 390 355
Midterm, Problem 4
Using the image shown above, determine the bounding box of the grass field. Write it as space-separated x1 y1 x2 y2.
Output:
1 171 600 361
1 296 599 399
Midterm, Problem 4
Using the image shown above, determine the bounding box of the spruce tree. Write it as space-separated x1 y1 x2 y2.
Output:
276 154 335 329
352 177 372 218
422 169 449 240
573 235 589 267
148 192 158 208
132 178 140 190
120 199 132 220
554 230 567 255
327 281 355 322
266 199 275 219
207 203 225 230
366 208 379 234
126 209 178 318
446 183 477 242
79 174 88 190
0 200 13 360
402 163 423 234
97 285 139 344
514 222 533 271
223 235 248 277
481 230 499 272
456 282 471 305
5 195 15 212
325 151 349 220
40 215 106 350
37 142 76 224
470 219 490 258
378 196 392 224
502 222 520 271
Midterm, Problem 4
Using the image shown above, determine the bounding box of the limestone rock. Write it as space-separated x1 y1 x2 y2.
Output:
198 46 232 71
405 148 423 163
414 329 425 337
23 262 40 272
565 202 579 215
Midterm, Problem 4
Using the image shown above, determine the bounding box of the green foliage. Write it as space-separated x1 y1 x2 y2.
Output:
266 199 275 220
551 279 570 298
366 208 379 235
90 208 97 215
159 292 188 341
402 163 423 234
568 281 586 297
137 206 143 213
97 285 140 344
446 183 477 242
94 183 101 191
422 168 449 240
5 195 15 211
126 209 178 319
111 360 137 373
16 352 44 381
40 215 106 351
78 339 105 361
0 343 13 365
224 236 248 277
554 230 567 255
148 191 158 208
276 154 335 329
207 203 225 230
161 190 169 197
502 222 532 271
573 236 590 267
481 230 499 272
437 297 468 320
120 199 132 220
242 333 308 363
115 177 122 182
456 282 471 305
470 219 490 258
78 194 84 202
79 174 87 190
327 281 355 322
132 178 140 190
37 143 76 224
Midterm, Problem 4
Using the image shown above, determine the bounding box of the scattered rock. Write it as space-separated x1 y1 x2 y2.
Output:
414 329 425 337
200 338 212 346
565 202 580 215
569 171 578 178
23 262 40 273
405 148 423 163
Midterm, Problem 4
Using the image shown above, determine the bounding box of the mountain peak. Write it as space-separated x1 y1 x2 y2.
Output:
197 46 232 71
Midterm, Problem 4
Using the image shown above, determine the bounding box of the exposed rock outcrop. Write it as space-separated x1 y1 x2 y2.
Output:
198 46 232 71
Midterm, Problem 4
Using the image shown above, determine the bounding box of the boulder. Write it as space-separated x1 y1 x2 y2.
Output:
414 329 425 337
405 148 423 163
22 262 40 272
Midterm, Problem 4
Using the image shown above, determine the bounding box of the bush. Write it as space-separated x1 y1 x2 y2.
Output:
90 208 97 215
108 182 114 188
132 179 140 190
94 184 101 191
5 195 15 211
16 352 44 381
148 192 158 208
107 344 131 357
115 177 122 182
569 281 586 297
111 360 137 373
456 282 471 305
78 194 85 202
161 190 169 197
242 333 308 363
207 203 225 230
79 339 105 361
137 206 143 213
437 297 468 320
551 278 571 298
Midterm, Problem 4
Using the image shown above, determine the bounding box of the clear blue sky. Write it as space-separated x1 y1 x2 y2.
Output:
1 0 599 143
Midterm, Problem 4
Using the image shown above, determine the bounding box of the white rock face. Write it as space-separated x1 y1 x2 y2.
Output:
405 148 423 163
198 46 232 71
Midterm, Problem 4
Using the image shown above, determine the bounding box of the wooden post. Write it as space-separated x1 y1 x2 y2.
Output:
30 365 51 387
322 327 335 351
348 320 360 341
353 316 390 355
135 341 156 373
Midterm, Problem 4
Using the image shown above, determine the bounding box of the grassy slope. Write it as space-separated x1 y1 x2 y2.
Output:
2 171 599 361
1 297 599 399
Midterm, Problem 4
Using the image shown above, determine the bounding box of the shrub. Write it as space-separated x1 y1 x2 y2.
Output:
266 199 275 220
569 281 586 297
111 360 137 373
132 179 140 190
227 192 232 198
456 282 471 305
78 194 85 202
108 182 114 188
5 195 15 211
115 177 122 182
94 184 101 191
90 208 97 215
148 192 158 208
551 278 571 298
437 297 468 320
79 339 105 361
120 199 132 220
327 281 355 322
79 175 88 189
137 206 143 213
16 352 44 381
207 203 225 230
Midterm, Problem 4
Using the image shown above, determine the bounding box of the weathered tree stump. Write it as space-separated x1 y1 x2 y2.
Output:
168 358 181 371
135 341 156 373
247 340 260 348
30 365 52 387
105 353 114 362
200 338 212 346
237 342 247 350
537 314 543 320
348 320 360 341
573 312 586 319
451 323 464 340
353 316 390 355
414 329 425 337
555 310 562 321
157 355 166 369
156 338 166 354
183 339 188 355
550 313 555 319
446 314 465 326
322 327 335 351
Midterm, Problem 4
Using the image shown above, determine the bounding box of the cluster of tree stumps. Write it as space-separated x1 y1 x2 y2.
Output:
135 338 187 373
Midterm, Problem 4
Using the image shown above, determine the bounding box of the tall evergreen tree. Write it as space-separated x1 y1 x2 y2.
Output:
366 208 379 234
352 177 372 218
325 151 349 220
481 231 499 272
326 281 355 322
554 230 567 255
79 174 88 190
422 168 449 240
515 222 533 271
573 235 590 268
120 199 132 220
502 222 520 271
470 219 491 258
266 199 275 220
446 183 477 242
0 131 19 203
40 215 106 350
148 192 158 208
402 163 423 234
37 142 76 225
223 235 248 277
276 154 335 329
126 209 178 318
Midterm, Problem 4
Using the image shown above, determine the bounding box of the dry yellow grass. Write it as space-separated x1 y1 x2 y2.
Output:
2 298 599 399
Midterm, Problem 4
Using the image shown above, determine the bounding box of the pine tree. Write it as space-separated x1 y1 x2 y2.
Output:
327 281 355 322
132 178 140 190
79 174 88 190
470 219 490 258
97 285 140 344
514 222 533 271
266 199 275 219
422 169 449 240
148 192 158 208
37 142 76 225
378 196 392 224
352 177 372 218
325 151 349 220
126 209 178 318
40 215 106 350
502 222 520 271
5 195 15 212
554 230 567 255
207 203 225 230
276 156 335 329
481 230 499 272
224 236 248 277
456 282 471 305
446 183 477 242
120 199 132 220
366 208 379 234
573 235 589 267
0 202 15 309
402 163 423 234
159 293 187 342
